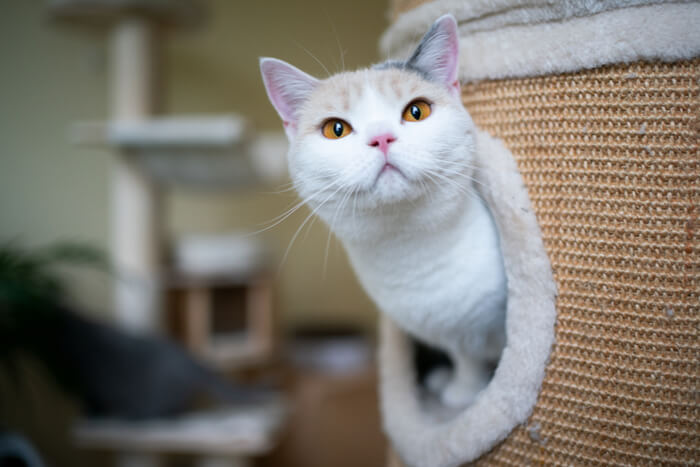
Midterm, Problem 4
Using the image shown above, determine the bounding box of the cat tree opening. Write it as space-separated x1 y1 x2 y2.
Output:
379 130 558 467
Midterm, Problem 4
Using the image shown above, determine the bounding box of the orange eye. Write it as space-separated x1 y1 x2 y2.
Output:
322 119 352 139
402 100 432 122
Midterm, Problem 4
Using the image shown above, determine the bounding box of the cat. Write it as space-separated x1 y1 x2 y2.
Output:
0 242 276 420
260 14 507 408
1 304 273 419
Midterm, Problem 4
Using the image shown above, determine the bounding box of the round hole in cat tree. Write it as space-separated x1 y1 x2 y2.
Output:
378 130 557 467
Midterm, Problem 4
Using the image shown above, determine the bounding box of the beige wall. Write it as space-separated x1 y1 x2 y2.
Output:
0 0 390 332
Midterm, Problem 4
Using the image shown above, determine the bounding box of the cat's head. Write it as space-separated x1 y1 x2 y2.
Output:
260 15 475 238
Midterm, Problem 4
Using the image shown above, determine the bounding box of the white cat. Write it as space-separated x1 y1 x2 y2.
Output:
260 15 507 407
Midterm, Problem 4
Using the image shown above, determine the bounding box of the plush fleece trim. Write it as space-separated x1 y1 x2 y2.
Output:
379 130 558 467
381 1 700 82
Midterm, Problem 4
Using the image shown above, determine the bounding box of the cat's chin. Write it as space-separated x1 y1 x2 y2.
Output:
361 169 420 207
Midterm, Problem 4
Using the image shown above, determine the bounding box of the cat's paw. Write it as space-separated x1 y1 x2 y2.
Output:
440 375 486 408
425 366 452 395
440 383 478 408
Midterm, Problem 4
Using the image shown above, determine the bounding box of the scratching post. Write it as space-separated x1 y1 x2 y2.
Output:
110 16 163 332
380 1 699 466
463 57 699 467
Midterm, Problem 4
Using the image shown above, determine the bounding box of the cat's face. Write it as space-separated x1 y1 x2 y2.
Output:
261 15 475 237
292 68 473 209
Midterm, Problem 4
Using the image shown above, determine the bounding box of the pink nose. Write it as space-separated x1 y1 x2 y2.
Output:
368 132 396 156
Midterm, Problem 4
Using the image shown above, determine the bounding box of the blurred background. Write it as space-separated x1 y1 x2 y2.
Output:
0 1 391 466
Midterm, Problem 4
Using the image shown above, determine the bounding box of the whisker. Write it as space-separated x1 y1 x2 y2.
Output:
325 10 346 73
323 186 354 275
351 186 360 233
431 157 486 172
295 41 331 78
424 169 481 203
398 156 478 200
277 182 349 274
249 179 341 235
399 154 489 191
432 166 488 189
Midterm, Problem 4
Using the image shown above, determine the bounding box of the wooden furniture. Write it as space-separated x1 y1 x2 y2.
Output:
166 272 276 371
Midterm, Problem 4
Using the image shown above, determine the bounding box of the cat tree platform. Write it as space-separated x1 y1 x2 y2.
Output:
74 402 286 467
73 115 287 188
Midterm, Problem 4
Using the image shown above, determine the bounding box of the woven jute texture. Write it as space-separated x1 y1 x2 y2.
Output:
457 60 700 465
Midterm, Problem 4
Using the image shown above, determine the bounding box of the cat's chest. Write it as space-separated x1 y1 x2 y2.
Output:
347 224 505 346
345 194 508 348
358 246 485 330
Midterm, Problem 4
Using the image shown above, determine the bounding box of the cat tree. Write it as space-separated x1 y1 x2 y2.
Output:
50 1 287 466
379 1 699 466
52 0 286 333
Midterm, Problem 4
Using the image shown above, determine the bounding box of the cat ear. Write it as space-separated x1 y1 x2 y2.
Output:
260 57 319 140
406 14 460 96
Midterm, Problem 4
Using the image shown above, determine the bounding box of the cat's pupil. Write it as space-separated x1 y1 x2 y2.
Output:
410 105 421 120
334 121 343 137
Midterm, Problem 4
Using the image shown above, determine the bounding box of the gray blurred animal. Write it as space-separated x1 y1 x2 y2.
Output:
0 242 272 420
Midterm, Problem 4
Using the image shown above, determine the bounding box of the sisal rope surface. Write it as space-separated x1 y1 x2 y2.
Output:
459 60 699 466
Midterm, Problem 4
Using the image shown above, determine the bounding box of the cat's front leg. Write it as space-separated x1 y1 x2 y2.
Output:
440 351 487 408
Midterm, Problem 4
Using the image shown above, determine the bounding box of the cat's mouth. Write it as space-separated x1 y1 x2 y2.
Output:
372 162 407 189
343 158 422 207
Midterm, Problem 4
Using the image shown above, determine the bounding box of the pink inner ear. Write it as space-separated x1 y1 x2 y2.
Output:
450 79 460 97
408 15 461 89
260 57 318 133
441 16 460 86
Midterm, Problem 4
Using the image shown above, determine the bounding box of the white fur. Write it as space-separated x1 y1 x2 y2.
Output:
381 1 700 82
